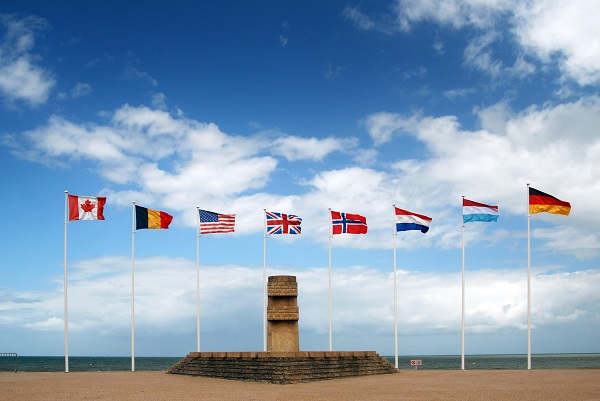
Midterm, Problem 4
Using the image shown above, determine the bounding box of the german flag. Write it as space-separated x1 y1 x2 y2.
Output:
135 205 173 229
529 187 571 216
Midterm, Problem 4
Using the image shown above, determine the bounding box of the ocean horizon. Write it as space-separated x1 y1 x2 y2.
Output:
1 353 599 372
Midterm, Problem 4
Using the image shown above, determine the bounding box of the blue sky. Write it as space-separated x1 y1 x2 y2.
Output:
1 1 599 360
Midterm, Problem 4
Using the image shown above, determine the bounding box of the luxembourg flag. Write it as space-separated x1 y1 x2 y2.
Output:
395 207 432 233
463 198 499 223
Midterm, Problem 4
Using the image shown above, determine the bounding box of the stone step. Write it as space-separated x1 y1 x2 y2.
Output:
168 351 398 384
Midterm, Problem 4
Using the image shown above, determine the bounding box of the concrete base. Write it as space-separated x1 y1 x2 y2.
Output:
168 351 398 384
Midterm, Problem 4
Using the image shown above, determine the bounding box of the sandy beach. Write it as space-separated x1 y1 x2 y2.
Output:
1 370 599 401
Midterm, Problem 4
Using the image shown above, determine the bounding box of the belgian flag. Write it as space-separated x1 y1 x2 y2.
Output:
135 205 173 229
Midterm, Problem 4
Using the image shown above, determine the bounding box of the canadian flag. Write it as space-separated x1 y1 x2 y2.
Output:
68 195 106 221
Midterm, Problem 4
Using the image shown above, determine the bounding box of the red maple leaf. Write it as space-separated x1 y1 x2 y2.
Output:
80 199 96 213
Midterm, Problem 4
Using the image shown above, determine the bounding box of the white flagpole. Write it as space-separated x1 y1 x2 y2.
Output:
263 209 267 352
196 207 201 352
63 190 69 373
461 196 466 371
328 208 333 352
131 201 136 372
392 204 398 369
527 183 532 370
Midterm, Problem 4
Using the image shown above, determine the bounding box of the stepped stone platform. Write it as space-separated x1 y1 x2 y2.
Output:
167 351 398 384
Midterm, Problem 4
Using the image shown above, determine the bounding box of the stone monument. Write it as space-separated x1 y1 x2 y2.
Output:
168 275 397 383
267 275 299 352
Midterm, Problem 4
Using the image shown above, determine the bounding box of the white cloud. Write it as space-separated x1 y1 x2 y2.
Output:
397 97 600 217
534 227 600 261
14 105 280 219
463 31 504 77
71 82 92 98
343 7 378 31
324 62 344 79
353 148 379 166
0 57 56 105
432 37 445 54
349 1 600 85
24 116 125 161
0 14 55 106
394 0 513 31
271 136 356 161
151 92 167 110
124 65 158 87
279 35 288 48
23 317 63 331
10 95 600 258
3 255 598 354
514 0 600 85
362 111 415 145
356 96 600 257
443 87 477 100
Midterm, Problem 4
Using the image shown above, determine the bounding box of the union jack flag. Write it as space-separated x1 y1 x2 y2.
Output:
266 211 302 235
331 210 368 235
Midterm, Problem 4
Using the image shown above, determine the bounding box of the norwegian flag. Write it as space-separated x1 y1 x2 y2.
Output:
331 210 368 235
266 211 302 235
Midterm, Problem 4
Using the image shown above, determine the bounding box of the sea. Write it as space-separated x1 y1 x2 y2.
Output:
1 354 599 372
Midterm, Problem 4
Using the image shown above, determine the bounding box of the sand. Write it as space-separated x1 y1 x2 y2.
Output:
1 370 599 401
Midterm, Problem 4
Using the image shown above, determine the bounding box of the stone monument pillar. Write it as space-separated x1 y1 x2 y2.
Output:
169 274 398 382
267 275 299 352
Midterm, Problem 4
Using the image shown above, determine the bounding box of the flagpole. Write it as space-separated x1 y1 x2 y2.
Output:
131 201 136 372
63 190 69 373
527 183 532 370
328 208 333 352
196 207 201 352
392 204 398 369
461 196 466 371
263 209 267 352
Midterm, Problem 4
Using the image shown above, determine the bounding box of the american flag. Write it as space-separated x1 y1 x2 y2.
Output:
199 209 235 234
265 211 302 235
331 210 368 235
